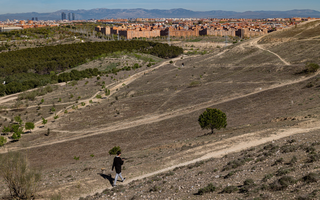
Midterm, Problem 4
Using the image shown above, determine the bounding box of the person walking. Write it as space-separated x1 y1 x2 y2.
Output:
112 151 125 187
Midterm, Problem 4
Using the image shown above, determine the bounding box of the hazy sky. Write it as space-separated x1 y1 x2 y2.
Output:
1 0 319 14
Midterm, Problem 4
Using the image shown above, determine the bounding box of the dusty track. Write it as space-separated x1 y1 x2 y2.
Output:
1 67 318 154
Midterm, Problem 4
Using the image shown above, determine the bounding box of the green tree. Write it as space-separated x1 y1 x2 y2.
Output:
12 128 22 140
198 108 227 134
25 122 35 133
14 116 23 126
42 118 47 125
0 136 7 146
109 146 121 155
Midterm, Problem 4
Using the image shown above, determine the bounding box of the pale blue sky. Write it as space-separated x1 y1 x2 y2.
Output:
0 0 319 14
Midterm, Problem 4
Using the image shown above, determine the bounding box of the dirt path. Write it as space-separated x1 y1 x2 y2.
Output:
1 68 318 154
79 119 320 199
254 40 290 66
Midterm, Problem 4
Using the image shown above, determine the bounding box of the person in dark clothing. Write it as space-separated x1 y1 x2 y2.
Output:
112 151 125 186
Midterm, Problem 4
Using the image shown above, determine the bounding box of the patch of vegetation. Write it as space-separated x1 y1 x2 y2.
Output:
222 156 253 171
0 151 41 199
302 173 319 183
197 183 216 195
198 108 227 134
269 176 296 191
109 146 121 155
221 185 238 193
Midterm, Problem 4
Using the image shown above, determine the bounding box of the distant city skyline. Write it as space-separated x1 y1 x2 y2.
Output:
1 0 320 15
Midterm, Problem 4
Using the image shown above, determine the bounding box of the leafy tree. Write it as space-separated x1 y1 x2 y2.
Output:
105 89 110 96
109 146 121 155
198 108 227 134
14 116 23 126
0 136 7 146
12 128 22 140
0 84 5 96
54 115 59 120
25 122 35 133
42 118 47 125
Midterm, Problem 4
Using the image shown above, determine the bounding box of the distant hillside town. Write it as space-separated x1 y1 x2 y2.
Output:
0 16 318 39
94 17 317 39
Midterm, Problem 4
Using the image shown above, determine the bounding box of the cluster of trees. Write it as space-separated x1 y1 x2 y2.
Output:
1 116 35 146
0 41 182 96
0 40 182 77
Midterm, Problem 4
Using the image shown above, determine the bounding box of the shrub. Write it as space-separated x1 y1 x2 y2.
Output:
221 185 238 193
0 136 7 146
302 173 319 183
105 89 111 96
280 145 298 153
244 179 255 186
307 153 320 163
149 185 161 192
222 156 253 171
305 63 320 73
42 117 48 125
96 94 102 99
197 183 216 195
272 158 284 166
270 176 296 191
288 156 297 166
14 116 23 125
0 152 41 199
262 173 274 182
276 168 295 176
25 122 35 132
12 129 22 140
109 146 121 155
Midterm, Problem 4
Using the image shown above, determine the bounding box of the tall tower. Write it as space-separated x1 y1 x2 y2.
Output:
72 13 75 21
68 13 71 21
61 12 66 20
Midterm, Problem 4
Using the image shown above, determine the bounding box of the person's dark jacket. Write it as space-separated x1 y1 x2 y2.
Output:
112 156 124 173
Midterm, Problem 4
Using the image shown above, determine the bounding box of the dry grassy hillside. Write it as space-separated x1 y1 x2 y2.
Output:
0 20 320 200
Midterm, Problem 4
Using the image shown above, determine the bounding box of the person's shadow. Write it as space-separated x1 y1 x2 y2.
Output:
98 173 114 186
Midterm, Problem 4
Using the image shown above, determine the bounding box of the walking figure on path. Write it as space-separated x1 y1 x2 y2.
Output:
112 151 125 187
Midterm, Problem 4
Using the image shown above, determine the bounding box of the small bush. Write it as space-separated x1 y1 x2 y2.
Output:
302 173 319 183
197 183 216 195
280 145 298 153
0 152 41 199
305 63 320 73
307 154 320 163
270 176 296 191
262 173 274 182
244 178 255 186
0 136 7 146
221 185 238 193
109 146 121 155
222 156 253 171
272 158 284 166
276 168 295 176
288 156 298 166
149 185 161 192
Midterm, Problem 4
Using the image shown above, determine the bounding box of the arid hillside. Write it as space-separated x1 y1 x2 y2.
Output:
1 20 320 200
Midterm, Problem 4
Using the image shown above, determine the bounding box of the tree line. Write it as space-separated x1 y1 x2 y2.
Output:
0 41 183 96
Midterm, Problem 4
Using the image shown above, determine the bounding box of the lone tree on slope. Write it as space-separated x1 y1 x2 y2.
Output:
198 108 227 134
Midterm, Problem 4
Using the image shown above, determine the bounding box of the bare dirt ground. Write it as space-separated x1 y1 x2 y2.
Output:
1 20 320 200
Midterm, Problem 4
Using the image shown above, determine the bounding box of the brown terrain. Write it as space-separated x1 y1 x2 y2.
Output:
1 20 320 200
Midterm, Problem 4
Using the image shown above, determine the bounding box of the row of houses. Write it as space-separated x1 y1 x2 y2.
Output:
95 24 269 39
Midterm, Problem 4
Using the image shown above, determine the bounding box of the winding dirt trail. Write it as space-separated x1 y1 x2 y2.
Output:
1 68 318 154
